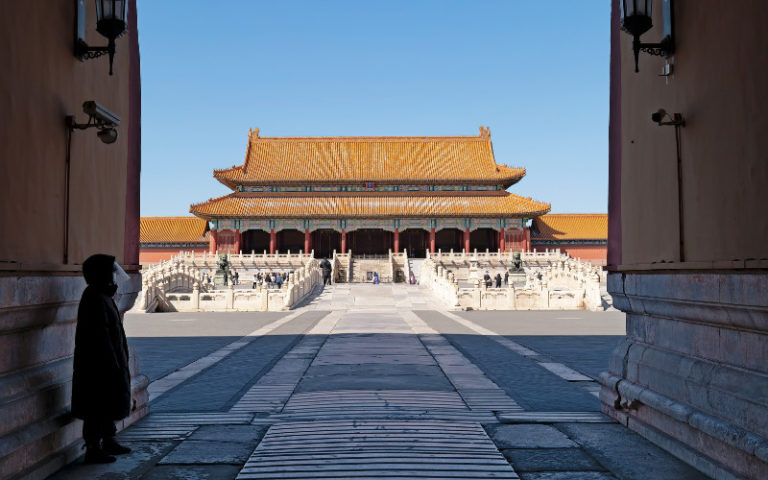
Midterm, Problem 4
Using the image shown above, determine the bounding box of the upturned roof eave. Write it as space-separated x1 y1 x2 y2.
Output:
212 173 526 187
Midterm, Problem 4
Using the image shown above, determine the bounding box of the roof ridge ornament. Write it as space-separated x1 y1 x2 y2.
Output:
479 126 491 138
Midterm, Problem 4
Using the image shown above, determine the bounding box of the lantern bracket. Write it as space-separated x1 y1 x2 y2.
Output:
622 0 675 73
73 0 127 75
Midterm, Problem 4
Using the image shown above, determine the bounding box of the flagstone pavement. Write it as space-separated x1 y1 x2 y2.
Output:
49 284 709 480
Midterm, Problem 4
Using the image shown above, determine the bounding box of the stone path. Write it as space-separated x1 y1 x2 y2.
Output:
50 285 708 480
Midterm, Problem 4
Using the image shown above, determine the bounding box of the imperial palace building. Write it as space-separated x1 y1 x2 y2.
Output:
189 127 551 259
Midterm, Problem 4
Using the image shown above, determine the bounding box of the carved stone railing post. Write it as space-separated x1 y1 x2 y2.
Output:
472 279 481 310
224 281 233 310
507 282 516 309
192 282 200 311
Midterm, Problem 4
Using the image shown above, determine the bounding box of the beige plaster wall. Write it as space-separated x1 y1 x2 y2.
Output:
619 0 768 268
0 1 135 267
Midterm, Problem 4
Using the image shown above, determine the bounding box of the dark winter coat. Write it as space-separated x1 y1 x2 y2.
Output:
71 254 131 421
320 259 332 274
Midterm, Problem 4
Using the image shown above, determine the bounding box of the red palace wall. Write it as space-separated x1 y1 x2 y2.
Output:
139 247 208 265
534 244 607 265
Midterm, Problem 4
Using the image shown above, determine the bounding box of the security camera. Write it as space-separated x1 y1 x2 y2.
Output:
651 108 685 127
68 101 122 145
83 101 120 127
97 128 119 144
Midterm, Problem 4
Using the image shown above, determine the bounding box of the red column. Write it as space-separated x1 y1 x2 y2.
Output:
304 229 311 253
499 228 506 252
269 229 276 254
429 228 436 254
393 228 400 253
234 231 241 253
523 227 531 252
340 229 347 254
209 229 218 253
464 228 470 253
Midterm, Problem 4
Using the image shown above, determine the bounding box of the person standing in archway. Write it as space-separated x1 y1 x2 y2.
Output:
71 254 133 464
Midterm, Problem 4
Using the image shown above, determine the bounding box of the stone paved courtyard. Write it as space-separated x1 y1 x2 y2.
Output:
50 285 709 479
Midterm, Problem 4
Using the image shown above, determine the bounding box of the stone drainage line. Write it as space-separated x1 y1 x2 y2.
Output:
438 310 597 387
146 310 306 402
600 373 768 463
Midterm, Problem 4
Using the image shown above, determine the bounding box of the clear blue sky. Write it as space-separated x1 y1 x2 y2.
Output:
138 1 610 216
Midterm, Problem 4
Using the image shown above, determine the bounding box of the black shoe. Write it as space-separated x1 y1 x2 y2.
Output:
83 447 117 464
102 438 132 455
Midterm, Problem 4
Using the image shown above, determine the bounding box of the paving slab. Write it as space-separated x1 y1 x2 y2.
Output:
151 312 324 412
296 364 454 391
556 423 707 480
488 424 579 448
47 441 176 480
186 425 267 443
502 448 605 472
520 473 617 480
416 310 601 411
142 465 243 480
159 440 255 465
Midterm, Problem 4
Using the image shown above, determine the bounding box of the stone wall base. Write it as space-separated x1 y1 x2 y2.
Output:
0 273 148 480
603 271 768 480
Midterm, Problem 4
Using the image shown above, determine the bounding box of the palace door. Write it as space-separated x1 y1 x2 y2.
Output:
401 228 429 258
242 230 270 253
311 229 340 259
348 229 392 255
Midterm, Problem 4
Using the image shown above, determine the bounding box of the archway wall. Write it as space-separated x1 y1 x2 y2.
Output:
605 1 768 478
0 2 146 478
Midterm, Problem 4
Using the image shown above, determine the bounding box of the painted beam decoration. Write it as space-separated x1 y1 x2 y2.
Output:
238 184 503 193
212 217 524 233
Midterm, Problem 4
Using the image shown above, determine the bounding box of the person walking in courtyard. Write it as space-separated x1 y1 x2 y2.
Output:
275 272 284 288
233 270 239 285
372 272 380 284
320 258 332 285
495 272 502 288
483 271 492 288
504 271 509 285
71 254 133 464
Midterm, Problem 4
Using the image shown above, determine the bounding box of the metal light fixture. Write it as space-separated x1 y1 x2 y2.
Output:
620 0 675 73
74 0 129 75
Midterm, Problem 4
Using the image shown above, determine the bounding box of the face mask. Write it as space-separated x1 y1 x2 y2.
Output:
113 262 130 286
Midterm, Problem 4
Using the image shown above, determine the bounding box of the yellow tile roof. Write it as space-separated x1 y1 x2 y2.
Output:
190 192 550 220
213 127 526 188
140 216 209 243
531 214 608 240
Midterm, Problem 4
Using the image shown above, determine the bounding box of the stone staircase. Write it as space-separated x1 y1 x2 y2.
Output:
332 252 351 283
350 257 392 283
408 257 426 282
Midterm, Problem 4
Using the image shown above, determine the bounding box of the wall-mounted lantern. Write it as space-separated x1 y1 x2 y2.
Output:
67 101 121 144
74 0 129 75
620 0 675 73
